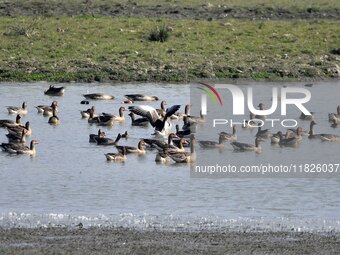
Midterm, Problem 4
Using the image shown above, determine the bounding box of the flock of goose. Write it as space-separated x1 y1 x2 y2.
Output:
1 85 340 163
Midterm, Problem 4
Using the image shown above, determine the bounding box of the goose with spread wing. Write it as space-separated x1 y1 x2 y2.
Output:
128 104 180 135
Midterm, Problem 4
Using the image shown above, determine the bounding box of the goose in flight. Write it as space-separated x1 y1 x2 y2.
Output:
128 104 181 134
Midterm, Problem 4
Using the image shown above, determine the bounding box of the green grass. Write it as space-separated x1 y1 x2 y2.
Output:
0 16 339 82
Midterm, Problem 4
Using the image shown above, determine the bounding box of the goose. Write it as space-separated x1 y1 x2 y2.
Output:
278 131 300 146
7 102 27 115
162 138 187 153
128 105 180 134
6 129 27 144
95 133 121 146
0 140 39 155
328 105 340 122
48 106 60 125
124 94 159 101
105 147 127 161
156 101 167 117
89 129 106 143
144 133 179 150
242 112 257 129
36 101 58 115
253 103 266 120
299 112 314 121
0 115 21 128
166 134 196 163
176 124 190 138
256 126 271 139
287 127 304 140
44 85 65 96
308 120 321 139
182 116 197 132
187 111 205 124
7 121 32 136
102 107 127 122
271 130 292 144
331 119 338 128
88 109 114 126
83 93 115 100
198 134 228 148
116 140 146 154
128 112 149 126
80 106 96 119
173 104 191 120
173 137 190 148
219 125 237 141
231 138 261 153
122 99 134 104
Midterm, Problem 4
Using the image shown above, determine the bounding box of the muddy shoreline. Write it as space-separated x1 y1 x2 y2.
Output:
0 227 339 254
0 2 339 20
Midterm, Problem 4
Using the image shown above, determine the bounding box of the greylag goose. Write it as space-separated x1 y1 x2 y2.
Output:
219 125 237 141
155 150 170 163
105 147 127 161
278 131 300 146
242 112 257 129
308 120 321 139
122 99 134 104
128 105 180 135
0 140 39 155
320 134 340 142
0 115 21 128
81 106 95 119
176 124 190 138
231 138 261 153
128 112 149 126
328 105 340 122
162 138 187 153
182 116 197 132
116 140 146 154
166 134 196 163
299 112 314 121
7 102 27 115
48 106 60 125
88 109 114 126
256 126 271 139
144 133 179 150
7 121 32 136
83 93 115 100
198 134 228 148
89 129 106 143
187 111 205 124
124 94 159 101
36 101 58 115
44 85 65 96
271 130 292 144
173 137 190 148
6 129 27 144
95 133 121 146
173 104 191 120
102 107 127 122
253 103 266 120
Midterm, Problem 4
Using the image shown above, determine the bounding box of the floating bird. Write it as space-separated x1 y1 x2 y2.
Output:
36 101 58 116
7 102 27 115
0 140 39 156
299 112 314 121
320 134 340 142
0 115 21 128
116 140 146 154
81 106 96 119
144 133 179 150
83 93 114 100
176 124 190 138
231 138 261 153
328 105 340 122
199 134 228 148
219 125 237 141
102 107 127 122
128 112 149 126
124 94 159 101
166 134 196 163
95 133 121 146
253 103 266 120
88 108 114 126
256 126 271 139
44 85 65 96
89 129 106 143
121 131 129 139
156 101 167 117
48 106 60 125
331 119 338 128
6 129 27 144
278 131 300 147
7 121 32 136
105 147 127 161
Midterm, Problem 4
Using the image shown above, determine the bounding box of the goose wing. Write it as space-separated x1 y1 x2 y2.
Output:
164 105 181 122
128 105 160 127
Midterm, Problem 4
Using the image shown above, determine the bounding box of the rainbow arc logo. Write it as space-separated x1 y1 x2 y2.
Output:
197 82 223 106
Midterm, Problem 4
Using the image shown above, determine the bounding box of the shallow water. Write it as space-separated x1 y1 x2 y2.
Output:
0 81 340 232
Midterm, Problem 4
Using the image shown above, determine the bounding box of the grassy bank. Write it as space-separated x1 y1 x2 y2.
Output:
0 16 339 82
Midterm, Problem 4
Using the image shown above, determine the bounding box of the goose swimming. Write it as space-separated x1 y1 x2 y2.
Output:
124 94 159 101
300 112 314 121
199 134 228 148
0 115 21 128
278 131 300 147
95 133 121 146
219 125 237 141
166 134 196 163
0 140 39 156
36 101 58 116
105 147 127 161
128 112 149 126
328 105 340 122
89 129 106 143
231 138 262 153
256 126 271 139
7 121 32 136
44 85 65 96
144 133 179 150
48 106 60 125
7 102 27 115
116 140 146 154
81 106 96 119
6 129 27 144
176 124 190 138
102 107 127 122
83 93 115 100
